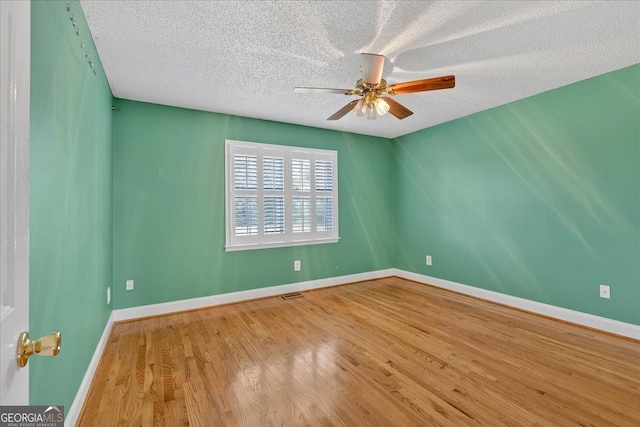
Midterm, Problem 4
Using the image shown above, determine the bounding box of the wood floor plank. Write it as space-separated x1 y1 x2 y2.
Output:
78 277 640 426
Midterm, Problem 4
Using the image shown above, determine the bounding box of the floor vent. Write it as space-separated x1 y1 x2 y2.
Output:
281 292 303 300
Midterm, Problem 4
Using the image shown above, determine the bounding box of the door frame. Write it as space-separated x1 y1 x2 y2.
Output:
0 0 30 405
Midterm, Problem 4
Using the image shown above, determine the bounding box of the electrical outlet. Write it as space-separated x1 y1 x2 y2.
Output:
126 279 134 291
599 284 610 299
426 255 432 266
294 260 301 271
107 286 111 304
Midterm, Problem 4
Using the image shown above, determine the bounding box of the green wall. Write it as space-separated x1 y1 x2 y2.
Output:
113 66 639 323
30 0 112 411
112 100 394 309
394 64 640 325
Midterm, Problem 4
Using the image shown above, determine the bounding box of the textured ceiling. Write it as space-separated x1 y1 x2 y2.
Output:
79 1 640 138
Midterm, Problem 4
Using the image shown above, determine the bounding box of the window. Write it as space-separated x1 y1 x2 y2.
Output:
225 140 339 251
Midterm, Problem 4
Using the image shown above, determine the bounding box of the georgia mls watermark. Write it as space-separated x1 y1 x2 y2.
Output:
0 406 64 427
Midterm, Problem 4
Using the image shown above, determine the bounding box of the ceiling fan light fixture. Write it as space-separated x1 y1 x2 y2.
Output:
354 100 371 120
353 98 375 120
365 106 377 120
374 98 390 116
353 96 389 120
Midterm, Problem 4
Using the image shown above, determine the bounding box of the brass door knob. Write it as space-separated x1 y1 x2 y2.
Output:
17 331 61 367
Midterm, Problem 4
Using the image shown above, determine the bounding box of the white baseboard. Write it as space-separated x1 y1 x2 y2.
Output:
113 269 396 322
112 268 639 339
393 269 640 340
66 311 115 427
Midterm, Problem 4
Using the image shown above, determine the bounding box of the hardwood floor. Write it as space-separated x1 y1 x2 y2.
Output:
78 277 640 426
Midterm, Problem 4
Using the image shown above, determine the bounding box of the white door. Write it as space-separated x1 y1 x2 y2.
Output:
0 0 30 405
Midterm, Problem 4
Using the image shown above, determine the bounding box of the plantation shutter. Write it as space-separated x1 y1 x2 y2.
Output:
226 140 338 251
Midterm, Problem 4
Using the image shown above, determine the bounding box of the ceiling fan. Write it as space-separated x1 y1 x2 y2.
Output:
294 53 455 121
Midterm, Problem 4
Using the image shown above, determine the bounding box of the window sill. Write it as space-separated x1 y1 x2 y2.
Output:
225 237 340 252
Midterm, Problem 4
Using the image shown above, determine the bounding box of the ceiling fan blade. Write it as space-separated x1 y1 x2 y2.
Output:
381 97 413 120
294 87 355 95
361 53 385 85
387 75 455 95
327 99 360 121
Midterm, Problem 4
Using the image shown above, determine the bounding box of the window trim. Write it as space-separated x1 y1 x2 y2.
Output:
225 139 339 252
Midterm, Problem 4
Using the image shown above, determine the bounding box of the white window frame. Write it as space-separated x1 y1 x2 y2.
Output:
225 139 339 251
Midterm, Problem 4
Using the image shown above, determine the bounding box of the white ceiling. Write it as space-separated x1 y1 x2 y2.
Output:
79 1 640 138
